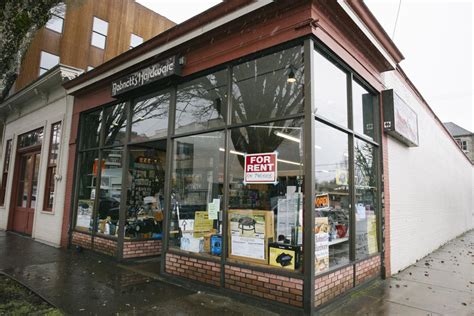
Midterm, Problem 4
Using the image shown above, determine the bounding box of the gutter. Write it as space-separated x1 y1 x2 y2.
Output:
64 0 273 95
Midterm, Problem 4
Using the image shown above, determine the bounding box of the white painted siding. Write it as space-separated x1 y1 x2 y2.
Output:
0 85 73 247
383 71 474 274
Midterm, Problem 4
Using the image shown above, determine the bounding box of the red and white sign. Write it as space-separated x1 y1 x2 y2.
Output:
244 152 277 184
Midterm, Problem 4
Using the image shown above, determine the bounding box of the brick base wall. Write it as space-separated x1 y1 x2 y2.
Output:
314 266 353 307
224 265 303 307
93 235 118 256
165 252 220 287
315 256 381 308
123 239 162 258
71 231 92 249
355 255 381 285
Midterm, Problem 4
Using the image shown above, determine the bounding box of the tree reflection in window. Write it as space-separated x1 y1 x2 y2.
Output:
175 70 227 134
232 45 304 124
131 93 170 142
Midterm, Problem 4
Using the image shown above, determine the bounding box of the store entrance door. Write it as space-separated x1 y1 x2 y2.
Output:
12 152 41 235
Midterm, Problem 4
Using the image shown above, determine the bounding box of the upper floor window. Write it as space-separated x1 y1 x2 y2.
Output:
39 51 60 76
91 17 108 49
129 34 143 49
45 3 66 33
455 138 468 151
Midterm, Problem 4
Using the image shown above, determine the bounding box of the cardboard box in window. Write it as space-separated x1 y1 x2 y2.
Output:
268 243 301 270
228 209 274 264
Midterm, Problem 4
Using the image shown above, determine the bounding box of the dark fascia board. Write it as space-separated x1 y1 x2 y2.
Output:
63 0 257 92
345 0 405 64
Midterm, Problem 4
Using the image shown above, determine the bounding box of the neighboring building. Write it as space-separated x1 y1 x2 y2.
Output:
444 122 473 162
0 1 174 247
12 0 175 93
60 0 472 313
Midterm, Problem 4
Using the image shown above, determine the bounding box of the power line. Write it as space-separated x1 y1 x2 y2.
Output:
392 0 402 40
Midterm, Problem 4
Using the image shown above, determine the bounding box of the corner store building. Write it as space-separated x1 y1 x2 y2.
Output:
61 0 473 313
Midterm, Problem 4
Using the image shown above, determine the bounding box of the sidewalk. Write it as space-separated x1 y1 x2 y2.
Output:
0 231 288 315
317 230 473 315
0 230 472 315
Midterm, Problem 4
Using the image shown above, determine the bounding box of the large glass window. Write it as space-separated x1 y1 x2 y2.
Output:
104 103 127 146
75 150 98 232
131 92 170 142
314 122 350 273
175 70 228 134
95 147 123 236
354 139 378 259
232 46 304 124
80 109 102 149
227 119 304 271
169 131 225 256
126 140 167 239
314 50 348 127
353 80 375 140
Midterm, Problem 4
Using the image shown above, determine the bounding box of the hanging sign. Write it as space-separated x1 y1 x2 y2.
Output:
244 152 277 184
111 56 181 97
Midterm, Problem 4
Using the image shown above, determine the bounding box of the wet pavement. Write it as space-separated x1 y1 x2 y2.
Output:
0 230 472 315
0 231 287 315
317 229 474 315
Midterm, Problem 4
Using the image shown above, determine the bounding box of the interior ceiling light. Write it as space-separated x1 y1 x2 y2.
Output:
276 132 300 143
287 66 296 83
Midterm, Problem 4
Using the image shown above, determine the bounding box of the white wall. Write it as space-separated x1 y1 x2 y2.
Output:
383 71 474 274
0 85 73 247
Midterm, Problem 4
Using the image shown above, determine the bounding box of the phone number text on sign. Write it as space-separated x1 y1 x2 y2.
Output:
244 152 277 184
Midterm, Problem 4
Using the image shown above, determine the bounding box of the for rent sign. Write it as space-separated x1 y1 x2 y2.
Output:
244 152 277 184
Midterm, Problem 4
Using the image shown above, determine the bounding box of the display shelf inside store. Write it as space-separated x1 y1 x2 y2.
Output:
328 237 348 246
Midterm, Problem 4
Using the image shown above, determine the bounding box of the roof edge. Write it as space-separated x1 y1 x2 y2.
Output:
345 0 405 64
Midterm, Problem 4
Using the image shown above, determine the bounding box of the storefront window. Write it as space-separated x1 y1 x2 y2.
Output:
354 139 378 259
175 70 227 134
126 140 166 239
94 147 123 236
353 81 375 140
314 121 350 273
131 93 170 142
314 51 348 127
169 131 225 256
104 103 127 146
75 150 99 232
232 46 304 124
228 119 304 271
80 109 102 149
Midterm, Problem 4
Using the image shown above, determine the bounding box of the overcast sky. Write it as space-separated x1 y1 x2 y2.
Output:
137 0 473 131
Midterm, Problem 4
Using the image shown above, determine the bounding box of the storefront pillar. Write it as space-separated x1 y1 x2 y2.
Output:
302 37 316 315
160 86 177 275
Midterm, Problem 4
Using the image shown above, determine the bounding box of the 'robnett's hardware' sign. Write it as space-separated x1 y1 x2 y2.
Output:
111 56 180 97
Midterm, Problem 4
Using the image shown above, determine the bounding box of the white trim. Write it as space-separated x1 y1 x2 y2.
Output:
66 0 274 94
337 0 397 69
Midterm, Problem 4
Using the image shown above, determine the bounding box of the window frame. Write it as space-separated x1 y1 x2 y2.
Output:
313 42 382 275
0 139 13 206
91 16 109 50
39 51 60 76
45 3 66 34
43 121 62 212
